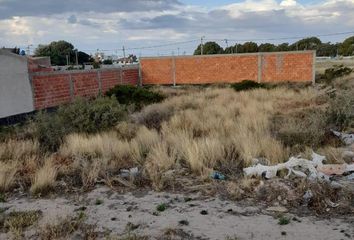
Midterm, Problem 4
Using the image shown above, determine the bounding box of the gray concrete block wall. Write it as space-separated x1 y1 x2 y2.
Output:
0 50 34 119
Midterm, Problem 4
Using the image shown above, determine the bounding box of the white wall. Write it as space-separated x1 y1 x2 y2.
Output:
0 50 34 118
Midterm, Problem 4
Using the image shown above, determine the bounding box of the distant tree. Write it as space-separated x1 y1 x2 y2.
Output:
11 47 20 54
276 43 290 52
224 44 243 54
35 40 75 66
317 42 338 57
103 59 113 65
290 37 322 51
339 36 354 56
77 51 93 64
242 42 258 53
258 43 276 52
194 42 223 55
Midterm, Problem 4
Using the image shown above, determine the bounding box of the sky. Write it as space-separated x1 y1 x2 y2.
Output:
0 0 354 57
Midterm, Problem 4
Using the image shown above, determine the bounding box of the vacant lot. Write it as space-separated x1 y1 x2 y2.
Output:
0 73 354 239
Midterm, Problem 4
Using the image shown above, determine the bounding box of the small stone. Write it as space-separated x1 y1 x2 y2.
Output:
200 210 208 215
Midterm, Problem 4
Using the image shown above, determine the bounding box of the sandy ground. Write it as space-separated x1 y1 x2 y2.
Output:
1 186 354 240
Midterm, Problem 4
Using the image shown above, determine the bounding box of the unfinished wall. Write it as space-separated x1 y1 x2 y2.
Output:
140 51 315 85
0 50 34 118
31 66 139 110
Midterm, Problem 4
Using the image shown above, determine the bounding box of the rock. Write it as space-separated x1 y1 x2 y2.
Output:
342 151 354 163
266 206 288 213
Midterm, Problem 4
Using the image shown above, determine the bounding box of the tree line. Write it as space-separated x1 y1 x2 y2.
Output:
194 36 354 57
34 40 93 66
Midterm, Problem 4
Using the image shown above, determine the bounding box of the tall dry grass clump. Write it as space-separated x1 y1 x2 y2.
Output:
0 161 17 191
30 157 57 194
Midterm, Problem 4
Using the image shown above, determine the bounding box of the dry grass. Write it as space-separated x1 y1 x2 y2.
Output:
0 161 17 192
133 86 323 187
30 157 57 195
4 210 42 239
0 85 328 192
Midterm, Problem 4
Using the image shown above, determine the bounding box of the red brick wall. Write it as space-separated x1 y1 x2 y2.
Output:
141 51 315 85
31 67 139 110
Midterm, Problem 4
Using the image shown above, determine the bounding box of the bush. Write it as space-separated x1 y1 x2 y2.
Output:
34 97 126 152
106 85 165 108
321 65 352 84
231 80 266 92
327 91 354 131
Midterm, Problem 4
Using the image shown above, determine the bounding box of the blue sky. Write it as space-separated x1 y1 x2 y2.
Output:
0 0 353 56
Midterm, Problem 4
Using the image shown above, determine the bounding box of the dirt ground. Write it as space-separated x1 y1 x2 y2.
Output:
1 186 353 240
316 59 354 74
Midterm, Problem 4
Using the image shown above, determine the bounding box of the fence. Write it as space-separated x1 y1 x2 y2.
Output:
140 51 316 85
30 66 139 110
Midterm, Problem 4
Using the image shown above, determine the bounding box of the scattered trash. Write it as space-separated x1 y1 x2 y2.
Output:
120 167 139 179
342 151 354 163
346 173 354 181
244 152 354 180
331 130 354 145
324 199 339 208
303 190 313 205
210 171 226 180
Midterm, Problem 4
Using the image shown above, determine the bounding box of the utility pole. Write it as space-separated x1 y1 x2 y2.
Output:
224 39 228 48
122 46 126 65
235 43 238 54
200 36 205 55
66 55 69 66
177 47 180 56
26 44 33 56
75 50 78 66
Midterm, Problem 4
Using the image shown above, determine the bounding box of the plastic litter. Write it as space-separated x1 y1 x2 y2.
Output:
120 167 139 178
244 152 354 180
331 130 354 145
210 171 226 180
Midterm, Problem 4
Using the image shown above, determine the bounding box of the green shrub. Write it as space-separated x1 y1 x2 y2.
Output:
278 216 290 225
327 91 354 131
321 65 352 84
156 203 167 212
34 97 126 152
231 80 266 92
106 85 165 108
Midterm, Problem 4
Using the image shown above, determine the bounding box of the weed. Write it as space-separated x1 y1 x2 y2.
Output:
156 203 167 212
278 216 290 225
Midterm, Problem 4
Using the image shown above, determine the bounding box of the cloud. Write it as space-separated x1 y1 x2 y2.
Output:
67 15 77 24
0 0 181 19
0 0 354 55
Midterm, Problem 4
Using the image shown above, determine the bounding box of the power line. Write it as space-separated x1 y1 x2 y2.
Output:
206 31 354 43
